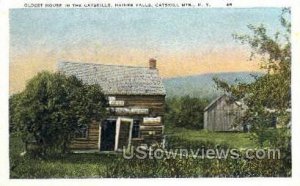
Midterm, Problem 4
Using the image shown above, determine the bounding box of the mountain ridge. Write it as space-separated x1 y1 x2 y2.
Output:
162 71 263 100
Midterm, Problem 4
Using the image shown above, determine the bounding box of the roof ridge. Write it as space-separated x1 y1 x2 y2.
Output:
58 61 152 69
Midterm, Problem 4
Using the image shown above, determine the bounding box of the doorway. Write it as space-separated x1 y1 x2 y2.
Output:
100 119 116 151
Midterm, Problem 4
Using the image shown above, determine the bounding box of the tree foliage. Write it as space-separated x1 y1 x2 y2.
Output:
10 71 108 155
213 9 291 148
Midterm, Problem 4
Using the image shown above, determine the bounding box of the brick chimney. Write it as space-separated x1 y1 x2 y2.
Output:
149 58 157 69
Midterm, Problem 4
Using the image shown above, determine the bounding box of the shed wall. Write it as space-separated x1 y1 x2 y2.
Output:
204 96 243 131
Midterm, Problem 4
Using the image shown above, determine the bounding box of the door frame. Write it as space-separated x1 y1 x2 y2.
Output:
114 117 133 151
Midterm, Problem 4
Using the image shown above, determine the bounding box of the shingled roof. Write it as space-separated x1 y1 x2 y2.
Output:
58 62 166 96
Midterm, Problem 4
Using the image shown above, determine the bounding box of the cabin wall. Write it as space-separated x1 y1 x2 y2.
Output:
70 120 99 150
113 95 165 146
70 95 165 150
111 95 165 116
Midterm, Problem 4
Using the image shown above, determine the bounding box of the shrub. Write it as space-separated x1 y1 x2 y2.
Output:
165 96 209 129
10 71 108 156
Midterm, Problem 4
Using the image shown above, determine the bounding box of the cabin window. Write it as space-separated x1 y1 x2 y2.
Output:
75 125 88 139
132 119 140 138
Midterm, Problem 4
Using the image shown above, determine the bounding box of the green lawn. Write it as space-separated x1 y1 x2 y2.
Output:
165 127 257 149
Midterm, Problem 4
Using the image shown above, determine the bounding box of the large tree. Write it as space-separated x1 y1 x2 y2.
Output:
214 9 291 147
10 71 108 155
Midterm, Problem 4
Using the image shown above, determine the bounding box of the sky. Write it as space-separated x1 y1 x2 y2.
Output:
9 8 285 93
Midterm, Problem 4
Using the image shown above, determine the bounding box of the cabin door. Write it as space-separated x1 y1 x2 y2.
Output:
115 117 133 151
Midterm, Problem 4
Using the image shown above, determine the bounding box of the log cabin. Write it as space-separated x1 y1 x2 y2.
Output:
203 94 247 132
58 59 166 152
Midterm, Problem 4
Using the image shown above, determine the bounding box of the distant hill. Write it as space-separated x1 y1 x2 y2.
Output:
163 72 263 101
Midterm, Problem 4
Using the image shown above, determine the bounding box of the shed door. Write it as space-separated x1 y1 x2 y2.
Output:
115 118 133 151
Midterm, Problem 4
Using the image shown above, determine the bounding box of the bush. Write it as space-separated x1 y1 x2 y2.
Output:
164 135 291 177
165 96 208 129
10 71 108 156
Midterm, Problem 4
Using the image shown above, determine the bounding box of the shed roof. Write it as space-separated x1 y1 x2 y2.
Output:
204 94 245 111
204 94 227 111
58 61 166 96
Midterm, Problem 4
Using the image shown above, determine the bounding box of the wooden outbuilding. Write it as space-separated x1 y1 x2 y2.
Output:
58 59 166 152
203 94 246 131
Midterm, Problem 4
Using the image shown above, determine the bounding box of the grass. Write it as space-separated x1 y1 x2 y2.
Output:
9 134 203 178
165 127 257 149
10 129 255 178
8 132 235 178
10 129 289 178
9 134 117 178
